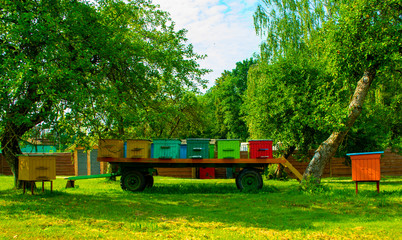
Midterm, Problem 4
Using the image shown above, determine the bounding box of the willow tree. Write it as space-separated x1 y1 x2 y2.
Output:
0 0 207 187
253 0 401 181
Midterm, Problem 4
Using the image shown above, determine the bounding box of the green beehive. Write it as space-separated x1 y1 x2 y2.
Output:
152 139 181 159
186 139 210 159
217 140 241 159
209 144 215 159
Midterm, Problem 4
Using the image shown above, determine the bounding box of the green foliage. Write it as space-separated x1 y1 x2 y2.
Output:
322 0 402 153
264 164 289 181
246 0 401 161
244 53 344 155
323 0 402 80
140 91 211 139
299 175 331 194
206 59 256 140
0 0 209 183
338 73 402 156
56 0 209 142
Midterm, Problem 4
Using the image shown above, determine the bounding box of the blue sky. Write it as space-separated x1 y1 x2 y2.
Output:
153 0 263 90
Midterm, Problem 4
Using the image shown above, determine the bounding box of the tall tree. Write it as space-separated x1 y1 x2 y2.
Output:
0 0 207 187
1 0 107 186
303 0 401 180
244 53 333 157
253 0 401 181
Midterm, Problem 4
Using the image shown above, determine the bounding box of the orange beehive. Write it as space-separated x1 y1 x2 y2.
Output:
347 152 383 181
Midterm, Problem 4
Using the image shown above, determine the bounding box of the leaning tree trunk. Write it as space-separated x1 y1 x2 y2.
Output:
303 68 377 182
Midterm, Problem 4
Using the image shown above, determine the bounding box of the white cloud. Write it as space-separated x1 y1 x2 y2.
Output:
153 0 262 90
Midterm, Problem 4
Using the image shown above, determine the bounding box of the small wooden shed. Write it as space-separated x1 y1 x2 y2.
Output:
71 146 106 176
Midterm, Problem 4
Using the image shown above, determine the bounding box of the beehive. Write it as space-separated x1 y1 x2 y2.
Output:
186 139 210 159
248 140 273 159
18 155 56 181
152 139 181 159
217 140 240 159
98 139 124 158
126 140 151 158
347 152 383 181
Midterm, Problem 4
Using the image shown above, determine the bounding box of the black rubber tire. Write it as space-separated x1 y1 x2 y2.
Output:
236 168 263 191
145 175 154 188
120 170 146 192
236 168 252 189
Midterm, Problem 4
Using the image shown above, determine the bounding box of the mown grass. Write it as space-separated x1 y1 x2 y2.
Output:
0 175 401 239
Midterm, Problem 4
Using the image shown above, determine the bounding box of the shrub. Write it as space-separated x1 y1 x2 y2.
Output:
299 175 330 194
264 164 289 181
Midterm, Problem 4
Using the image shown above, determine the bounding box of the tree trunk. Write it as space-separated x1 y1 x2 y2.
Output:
1 130 23 187
2 113 43 188
303 69 377 182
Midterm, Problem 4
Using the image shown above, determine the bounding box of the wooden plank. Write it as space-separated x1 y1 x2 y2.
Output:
74 150 78 176
280 157 303 181
98 157 286 164
157 168 193 178
87 151 91 175
215 168 227 178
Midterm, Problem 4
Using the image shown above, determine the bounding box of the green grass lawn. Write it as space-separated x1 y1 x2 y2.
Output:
0 175 401 239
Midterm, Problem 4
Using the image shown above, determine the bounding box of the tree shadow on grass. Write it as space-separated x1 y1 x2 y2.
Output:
2 182 391 233
142 182 280 194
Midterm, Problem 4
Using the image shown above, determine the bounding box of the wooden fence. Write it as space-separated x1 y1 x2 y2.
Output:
1 150 400 178
0 153 75 176
283 149 401 179
156 150 401 179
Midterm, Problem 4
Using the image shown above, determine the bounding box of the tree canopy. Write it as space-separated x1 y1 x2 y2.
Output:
202 59 256 140
0 0 208 185
246 0 401 179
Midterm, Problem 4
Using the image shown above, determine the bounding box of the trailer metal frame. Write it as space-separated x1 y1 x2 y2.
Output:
93 156 303 192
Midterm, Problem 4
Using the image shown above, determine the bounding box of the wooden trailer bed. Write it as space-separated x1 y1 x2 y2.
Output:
94 157 303 192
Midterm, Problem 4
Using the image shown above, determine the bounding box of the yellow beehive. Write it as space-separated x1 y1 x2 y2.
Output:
18 155 56 181
126 140 151 158
98 139 124 158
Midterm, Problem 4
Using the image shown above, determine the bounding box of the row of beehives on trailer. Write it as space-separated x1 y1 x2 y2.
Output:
97 139 273 159
95 139 274 179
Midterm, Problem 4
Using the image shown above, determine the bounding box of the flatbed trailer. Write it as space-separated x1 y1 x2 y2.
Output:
97 157 303 192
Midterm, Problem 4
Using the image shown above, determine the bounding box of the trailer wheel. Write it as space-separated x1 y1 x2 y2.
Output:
236 169 263 191
120 170 146 192
145 175 154 188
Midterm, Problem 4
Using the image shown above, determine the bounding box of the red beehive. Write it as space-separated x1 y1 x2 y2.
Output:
347 152 383 181
248 140 273 159
199 167 215 179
